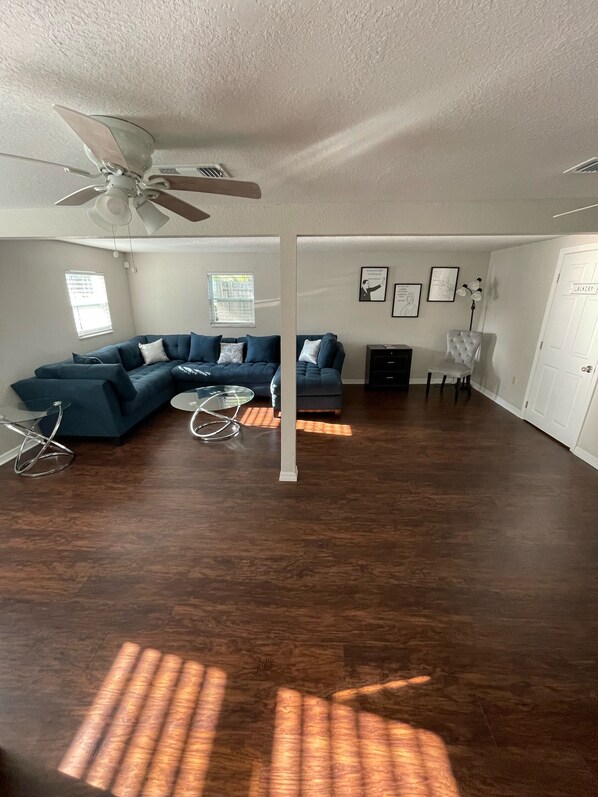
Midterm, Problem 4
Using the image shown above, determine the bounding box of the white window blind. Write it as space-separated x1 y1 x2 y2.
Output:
207 273 255 326
65 271 113 338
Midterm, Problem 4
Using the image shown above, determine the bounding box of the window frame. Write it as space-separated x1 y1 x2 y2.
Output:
65 270 114 340
207 272 256 328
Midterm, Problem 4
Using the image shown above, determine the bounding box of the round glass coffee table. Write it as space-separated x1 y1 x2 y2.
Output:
0 398 75 477
171 385 255 442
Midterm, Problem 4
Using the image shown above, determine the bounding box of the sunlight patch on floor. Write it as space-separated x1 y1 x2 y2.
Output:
240 406 352 436
58 642 226 797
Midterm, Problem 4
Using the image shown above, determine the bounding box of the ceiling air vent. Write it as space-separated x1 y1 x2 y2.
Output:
154 164 230 178
564 158 598 174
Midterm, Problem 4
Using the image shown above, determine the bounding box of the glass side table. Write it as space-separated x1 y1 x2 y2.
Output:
0 398 75 477
171 385 255 441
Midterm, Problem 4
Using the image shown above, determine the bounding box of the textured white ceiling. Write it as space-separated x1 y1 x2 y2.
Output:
57 234 558 254
1 0 598 209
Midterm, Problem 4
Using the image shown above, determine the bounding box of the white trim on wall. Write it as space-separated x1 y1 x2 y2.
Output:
571 446 598 470
471 382 524 418
0 438 37 468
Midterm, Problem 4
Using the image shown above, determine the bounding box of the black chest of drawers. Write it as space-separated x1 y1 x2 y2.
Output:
365 345 413 389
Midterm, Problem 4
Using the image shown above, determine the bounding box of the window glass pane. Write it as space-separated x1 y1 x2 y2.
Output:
66 272 113 337
207 274 255 325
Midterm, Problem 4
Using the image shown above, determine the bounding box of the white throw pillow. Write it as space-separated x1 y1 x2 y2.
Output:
139 338 169 365
298 338 322 365
217 342 244 364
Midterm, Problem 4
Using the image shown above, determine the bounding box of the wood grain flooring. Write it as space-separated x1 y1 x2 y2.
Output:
0 385 597 796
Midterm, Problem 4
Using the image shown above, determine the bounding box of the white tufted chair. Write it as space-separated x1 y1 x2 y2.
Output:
426 330 482 402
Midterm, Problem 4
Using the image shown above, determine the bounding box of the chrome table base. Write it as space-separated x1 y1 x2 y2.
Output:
190 395 245 442
5 411 75 477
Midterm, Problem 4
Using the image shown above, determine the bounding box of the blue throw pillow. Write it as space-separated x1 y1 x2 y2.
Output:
317 333 338 369
189 333 222 362
73 352 103 364
246 334 281 363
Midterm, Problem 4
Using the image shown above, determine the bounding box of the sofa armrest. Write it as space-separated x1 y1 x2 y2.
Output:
33 363 137 401
11 377 126 438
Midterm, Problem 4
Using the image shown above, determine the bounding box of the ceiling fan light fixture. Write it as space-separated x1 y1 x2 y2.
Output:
134 197 169 234
93 186 132 227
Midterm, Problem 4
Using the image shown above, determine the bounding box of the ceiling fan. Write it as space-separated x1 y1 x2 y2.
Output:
0 105 262 233
553 158 598 219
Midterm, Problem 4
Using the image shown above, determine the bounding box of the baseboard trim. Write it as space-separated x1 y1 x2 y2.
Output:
571 446 598 471
279 467 299 482
471 382 523 418
343 378 444 385
0 439 37 468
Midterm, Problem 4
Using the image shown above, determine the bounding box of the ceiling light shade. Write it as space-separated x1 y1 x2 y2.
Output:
87 206 119 232
472 291 483 301
134 198 169 235
456 287 468 297
93 186 132 227
468 280 482 291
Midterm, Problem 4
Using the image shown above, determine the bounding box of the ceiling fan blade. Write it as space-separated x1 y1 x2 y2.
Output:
553 202 598 218
151 192 210 222
153 175 261 199
55 185 104 206
0 151 95 177
54 105 129 170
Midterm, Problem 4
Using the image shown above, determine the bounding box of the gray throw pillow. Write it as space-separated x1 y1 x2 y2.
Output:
139 338 169 365
298 338 322 365
217 342 244 364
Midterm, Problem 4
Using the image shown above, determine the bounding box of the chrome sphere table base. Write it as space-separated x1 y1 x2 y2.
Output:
0 400 75 477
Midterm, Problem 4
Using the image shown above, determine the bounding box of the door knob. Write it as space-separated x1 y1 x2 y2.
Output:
581 365 594 373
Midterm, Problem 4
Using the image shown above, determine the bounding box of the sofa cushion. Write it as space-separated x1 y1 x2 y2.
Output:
85 344 122 365
116 337 147 370
296 334 328 359
246 334 280 364
139 338 169 365
146 334 191 361
271 362 343 397
121 361 181 415
317 333 338 368
299 338 321 364
218 342 244 364
189 333 222 362
33 362 137 401
172 361 278 384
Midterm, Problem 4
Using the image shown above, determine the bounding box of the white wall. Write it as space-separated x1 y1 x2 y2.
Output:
0 240 135 459
127 251 280 337
476 234 598 459
298 248 490 380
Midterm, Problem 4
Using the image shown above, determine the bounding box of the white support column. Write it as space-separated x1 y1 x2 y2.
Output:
279 231 298 482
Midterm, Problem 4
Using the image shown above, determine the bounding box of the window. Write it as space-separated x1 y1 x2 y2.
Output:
65 271 113 338
207 273 255 326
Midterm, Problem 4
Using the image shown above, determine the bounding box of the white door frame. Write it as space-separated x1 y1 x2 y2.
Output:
522 243 598 450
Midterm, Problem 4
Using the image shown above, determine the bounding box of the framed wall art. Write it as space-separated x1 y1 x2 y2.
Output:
359 267 388 302
427 267 460 302
392 283 422 317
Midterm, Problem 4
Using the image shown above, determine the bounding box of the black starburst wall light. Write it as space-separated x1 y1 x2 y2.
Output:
457 278 483 330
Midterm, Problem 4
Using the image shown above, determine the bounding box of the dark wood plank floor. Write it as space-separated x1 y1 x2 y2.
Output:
0 385 597 796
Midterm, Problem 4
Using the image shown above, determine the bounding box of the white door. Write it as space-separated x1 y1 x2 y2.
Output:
525 246 598 447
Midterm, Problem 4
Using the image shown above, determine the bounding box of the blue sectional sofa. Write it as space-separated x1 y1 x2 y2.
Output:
11 333 345 440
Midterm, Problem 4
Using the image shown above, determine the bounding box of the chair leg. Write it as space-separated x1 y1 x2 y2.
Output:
440 375 447 392
466 375 472 397
454 378 460 402
426 372 432 397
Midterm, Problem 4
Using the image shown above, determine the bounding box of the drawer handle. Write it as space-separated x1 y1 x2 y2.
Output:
386 360 395 364
386 376 393 379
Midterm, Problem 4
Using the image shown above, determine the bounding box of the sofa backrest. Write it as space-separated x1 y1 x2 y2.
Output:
145 334 190 362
